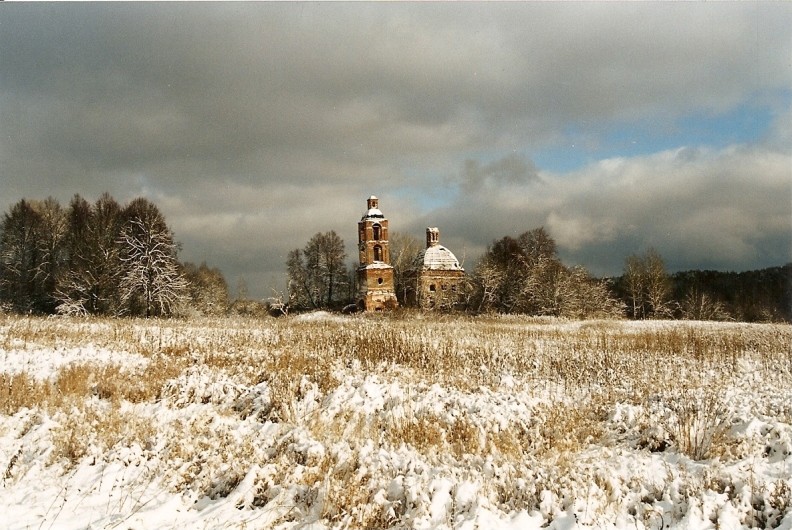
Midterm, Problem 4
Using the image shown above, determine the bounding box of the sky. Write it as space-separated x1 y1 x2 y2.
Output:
1 2 791 299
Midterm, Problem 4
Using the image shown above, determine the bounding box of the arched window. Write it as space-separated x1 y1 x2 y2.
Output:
373 245 382 261
372 223 381 241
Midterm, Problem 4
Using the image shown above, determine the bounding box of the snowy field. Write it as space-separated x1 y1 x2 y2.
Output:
0 313 790 529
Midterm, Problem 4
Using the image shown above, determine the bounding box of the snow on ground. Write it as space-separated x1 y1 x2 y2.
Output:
0 315 790 529
0 343 149 381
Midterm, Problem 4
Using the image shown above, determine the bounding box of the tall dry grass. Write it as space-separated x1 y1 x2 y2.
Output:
0 313 790 526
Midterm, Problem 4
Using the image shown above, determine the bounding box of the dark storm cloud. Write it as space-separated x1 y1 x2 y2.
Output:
1 2 790 296
459 155 541 193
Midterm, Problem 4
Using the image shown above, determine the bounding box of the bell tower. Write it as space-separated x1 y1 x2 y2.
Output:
357 195 398 311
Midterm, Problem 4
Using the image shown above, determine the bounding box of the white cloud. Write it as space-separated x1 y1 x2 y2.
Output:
437 143 791 276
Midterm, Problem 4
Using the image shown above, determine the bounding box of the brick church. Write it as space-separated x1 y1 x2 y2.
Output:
356 195 465 311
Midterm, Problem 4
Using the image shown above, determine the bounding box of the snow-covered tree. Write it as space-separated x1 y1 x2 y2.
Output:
472 227 622 318
389 231 422 305
645 248 673 318
0 199 42 312
118 198 188 317
623 253 647 319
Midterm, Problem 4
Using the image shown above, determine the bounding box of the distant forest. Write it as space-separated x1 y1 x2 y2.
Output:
668 265 791 322
1 195 789 322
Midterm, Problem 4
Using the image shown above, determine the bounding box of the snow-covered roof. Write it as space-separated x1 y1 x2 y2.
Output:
361 262 393 270
362 208 384 220
414 245 463 271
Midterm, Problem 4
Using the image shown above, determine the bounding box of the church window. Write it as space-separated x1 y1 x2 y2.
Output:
374 245 382 261
372 224 381 240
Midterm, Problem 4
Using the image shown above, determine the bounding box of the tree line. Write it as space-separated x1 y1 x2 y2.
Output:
608 251 791 322
0 194 229 317
3 195 786 322
286 228 790 322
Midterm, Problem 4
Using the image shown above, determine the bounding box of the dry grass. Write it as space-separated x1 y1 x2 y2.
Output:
0 372 41 415
49 400 156 466
1 313 790 526
666 387 731 461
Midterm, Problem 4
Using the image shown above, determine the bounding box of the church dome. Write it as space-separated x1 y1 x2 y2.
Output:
414 244 463 271
413 227 463 271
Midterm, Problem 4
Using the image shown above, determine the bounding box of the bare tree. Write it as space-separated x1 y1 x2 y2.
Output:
471 256 506 312
55 195 93 315
559 266 625 319
287 231 348 310
35 197 68 312
480 235 524 312
183 261 229 316
623 248 672 319
286 248 315 309
55 194 124 315
118 199 188 317
681 288 731 321
644 248 673 318
307 230 348 308
474 228 563 314
90 193 125 314
472 227 623 318
0 198 66 313
0 200 42 312
623 253 647 319
517 227 558 267
1 194 214 318
389 231 421 305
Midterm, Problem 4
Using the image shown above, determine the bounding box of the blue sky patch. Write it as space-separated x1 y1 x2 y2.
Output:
533 99 782 174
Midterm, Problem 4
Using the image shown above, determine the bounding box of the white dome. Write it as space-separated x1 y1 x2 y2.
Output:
414 245 463 271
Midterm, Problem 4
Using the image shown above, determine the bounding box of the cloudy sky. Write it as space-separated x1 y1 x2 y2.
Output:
2 2 790 298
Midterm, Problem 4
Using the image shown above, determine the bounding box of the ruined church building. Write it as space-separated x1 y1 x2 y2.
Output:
356 196 465 311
